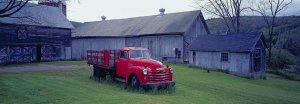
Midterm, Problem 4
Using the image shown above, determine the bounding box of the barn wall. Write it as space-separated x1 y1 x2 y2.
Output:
159 36 183 59
126 37 141 47
71 38 125 59
72 35 184 62
256 39 266 72
0 25 71 46
183 15 209 62
125 35 184 62
0 24 71 64
189 51 251 76
248 39 266 78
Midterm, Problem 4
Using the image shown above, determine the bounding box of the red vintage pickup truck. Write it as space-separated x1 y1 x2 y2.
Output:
87 47 175 89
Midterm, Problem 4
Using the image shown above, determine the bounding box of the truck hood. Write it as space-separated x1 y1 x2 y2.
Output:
130 58 164 70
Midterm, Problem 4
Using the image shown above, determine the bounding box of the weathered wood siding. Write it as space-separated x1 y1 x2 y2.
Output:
0 25 71 46
125 37 141 47
183 14 209 62
71 38 125 59
259 40 266 72
72 35 184 62
125 35 183 61
189 51 251 76
249 39 266 78
0 24 71 64
159 36 183 60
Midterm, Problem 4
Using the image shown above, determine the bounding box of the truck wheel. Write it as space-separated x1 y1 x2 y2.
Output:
130 75 140 90
109 70 116 81
99 67 106 80
93 66 100 79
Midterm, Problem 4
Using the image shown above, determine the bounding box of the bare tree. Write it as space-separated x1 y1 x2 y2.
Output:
194 0 246 33
250 0 293 67
0 0 30 18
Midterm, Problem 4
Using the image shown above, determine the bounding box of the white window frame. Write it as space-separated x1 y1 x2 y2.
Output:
221 52 229 62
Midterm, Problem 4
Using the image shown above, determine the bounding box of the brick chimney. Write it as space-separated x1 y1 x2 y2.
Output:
38 0 67 17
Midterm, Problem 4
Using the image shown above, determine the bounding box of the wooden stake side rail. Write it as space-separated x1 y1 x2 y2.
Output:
87 50 119 69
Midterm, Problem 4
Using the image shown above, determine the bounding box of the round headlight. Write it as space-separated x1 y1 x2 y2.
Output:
170 68 174 74
143 68 148 75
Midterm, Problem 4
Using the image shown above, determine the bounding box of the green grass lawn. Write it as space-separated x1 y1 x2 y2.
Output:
1 61 300 104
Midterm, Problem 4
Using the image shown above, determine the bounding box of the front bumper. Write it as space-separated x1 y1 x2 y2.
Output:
142 81 176 88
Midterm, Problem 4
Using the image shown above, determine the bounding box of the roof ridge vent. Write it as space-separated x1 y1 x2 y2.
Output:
159 8 165 16
101 16 106 21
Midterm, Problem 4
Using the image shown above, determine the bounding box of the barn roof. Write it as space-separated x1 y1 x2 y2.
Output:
0 2 73 29
189 32 265 52
73 10 208 37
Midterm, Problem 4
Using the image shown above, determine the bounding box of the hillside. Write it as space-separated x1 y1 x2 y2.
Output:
206 16 300 34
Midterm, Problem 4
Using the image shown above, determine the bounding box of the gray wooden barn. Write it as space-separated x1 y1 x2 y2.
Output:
0 1 73 64
72 9 209 62
189 32 266 78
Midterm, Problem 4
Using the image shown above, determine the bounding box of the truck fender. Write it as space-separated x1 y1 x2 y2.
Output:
126 66 144 84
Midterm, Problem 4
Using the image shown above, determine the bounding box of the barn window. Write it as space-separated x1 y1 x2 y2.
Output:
255 48 261 58
17 27 28 39
221 52 229 62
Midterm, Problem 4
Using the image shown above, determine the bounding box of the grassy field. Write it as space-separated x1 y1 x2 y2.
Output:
1 61 300 104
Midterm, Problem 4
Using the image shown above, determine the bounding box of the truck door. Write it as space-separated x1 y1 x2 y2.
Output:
116 50 129 78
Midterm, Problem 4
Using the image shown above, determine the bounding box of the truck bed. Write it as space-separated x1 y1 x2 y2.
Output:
87 50 118 69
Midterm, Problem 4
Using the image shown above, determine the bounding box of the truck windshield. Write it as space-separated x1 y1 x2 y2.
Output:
130 50 151 58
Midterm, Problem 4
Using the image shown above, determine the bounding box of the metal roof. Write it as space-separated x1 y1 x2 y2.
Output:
122 47 148 51
73 10 206 37
189 32 264 52
38 0 67 5
0 2 74 29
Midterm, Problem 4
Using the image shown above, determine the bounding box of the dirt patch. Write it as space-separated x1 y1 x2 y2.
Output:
0 64 90 73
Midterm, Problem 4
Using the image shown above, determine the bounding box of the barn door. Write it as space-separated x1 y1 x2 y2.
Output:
142 37 159 60
41 46 57 61
192 51 196 65
0 46 9 64
9 46 35 63
0 46 35 63
36 45 42 62
254 48 262 72
65 47 71 59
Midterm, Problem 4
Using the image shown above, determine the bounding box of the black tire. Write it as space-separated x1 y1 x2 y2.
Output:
93 66 99 79
109 70 116 81
130 75 140 90
99 67 106 80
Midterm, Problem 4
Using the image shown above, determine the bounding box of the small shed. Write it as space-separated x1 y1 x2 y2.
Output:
189 32 267 78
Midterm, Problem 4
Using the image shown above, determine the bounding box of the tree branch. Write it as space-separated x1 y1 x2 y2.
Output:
0 0 29 18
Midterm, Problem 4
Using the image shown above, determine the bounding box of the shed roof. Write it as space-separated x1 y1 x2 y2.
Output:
73 10 207 37
0 2 73 29
189 32 264 52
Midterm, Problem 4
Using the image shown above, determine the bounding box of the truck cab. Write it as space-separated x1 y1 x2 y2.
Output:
87 47 175 89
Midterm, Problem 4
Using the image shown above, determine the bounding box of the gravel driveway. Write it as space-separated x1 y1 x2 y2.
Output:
0 64 89 73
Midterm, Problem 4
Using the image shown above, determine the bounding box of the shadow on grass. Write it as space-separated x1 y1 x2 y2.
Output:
89 76 176 95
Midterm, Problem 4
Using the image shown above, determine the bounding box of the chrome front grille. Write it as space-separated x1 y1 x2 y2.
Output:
147 71 169 82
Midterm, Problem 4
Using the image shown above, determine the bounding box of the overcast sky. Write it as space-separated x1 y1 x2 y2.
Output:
66 0 300 23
